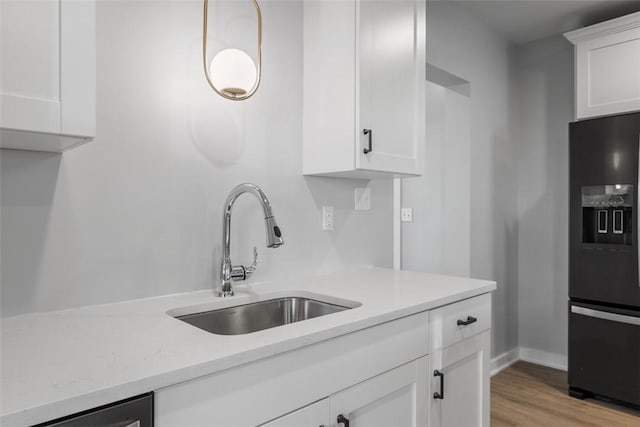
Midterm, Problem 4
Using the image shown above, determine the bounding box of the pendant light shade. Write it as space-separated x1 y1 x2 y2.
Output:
203 0 262 101
209 48 257 97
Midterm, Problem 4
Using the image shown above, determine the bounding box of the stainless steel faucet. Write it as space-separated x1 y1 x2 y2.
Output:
218 183 284 297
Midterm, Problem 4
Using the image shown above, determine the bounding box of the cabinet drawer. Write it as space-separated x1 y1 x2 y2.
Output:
430 293 491 351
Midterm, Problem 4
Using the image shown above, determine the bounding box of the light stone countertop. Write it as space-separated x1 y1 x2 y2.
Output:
0 267 496 426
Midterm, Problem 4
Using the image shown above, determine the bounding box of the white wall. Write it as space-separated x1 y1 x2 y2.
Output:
0 0 393 317
424 0 519 358
516 35 573 367
416 3 574 367
402 82 446 274
402 78 471 277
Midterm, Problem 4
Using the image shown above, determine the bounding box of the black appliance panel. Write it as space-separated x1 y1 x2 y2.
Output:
35 393 153 427
568 302 640 407
569 112 640 308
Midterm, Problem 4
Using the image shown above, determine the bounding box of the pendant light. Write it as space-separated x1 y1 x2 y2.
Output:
202 0 262 100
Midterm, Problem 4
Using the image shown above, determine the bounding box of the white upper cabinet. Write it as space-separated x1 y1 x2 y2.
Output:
0 0 95 152
303 0 425 179
564 12 640 120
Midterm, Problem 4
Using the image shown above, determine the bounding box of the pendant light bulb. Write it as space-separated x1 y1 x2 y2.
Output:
209 48 257 98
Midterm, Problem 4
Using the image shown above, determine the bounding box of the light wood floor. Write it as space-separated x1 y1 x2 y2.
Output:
491 361 640 426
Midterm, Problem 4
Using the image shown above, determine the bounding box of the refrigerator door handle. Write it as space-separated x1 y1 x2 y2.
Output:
638 131 640 287
572 305 640 326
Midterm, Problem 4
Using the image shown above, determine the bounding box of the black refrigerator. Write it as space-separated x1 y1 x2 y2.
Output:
569 111 640 408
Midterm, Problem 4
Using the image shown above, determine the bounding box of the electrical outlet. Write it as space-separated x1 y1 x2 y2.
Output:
354 188 371 211
401 208 413 222
322 206 335 231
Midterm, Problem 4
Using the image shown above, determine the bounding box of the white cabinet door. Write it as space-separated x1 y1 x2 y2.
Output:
303 0 425 179
330 357 428 427
356 0 424 176
261 399 330 427
430 331 490 427
565 12 640 119
254 357 429 427
0 0 95 151
1 0 60 134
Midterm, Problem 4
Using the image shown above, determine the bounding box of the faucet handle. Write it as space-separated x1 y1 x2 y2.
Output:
230 247 258 282
245 246 258 278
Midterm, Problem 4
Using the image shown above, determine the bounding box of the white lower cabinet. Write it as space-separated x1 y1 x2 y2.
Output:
330 357 428 427
155 294 493 427
260 399 330 427
155 311 431 427
263 357 427 427
429 331 491 427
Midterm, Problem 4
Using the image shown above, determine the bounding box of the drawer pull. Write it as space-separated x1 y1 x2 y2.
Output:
457 316 477 326
433 370 444 399
337 414 350 427
458 316 478 326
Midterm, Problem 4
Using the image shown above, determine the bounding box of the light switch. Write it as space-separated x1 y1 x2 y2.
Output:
401 208 413 222
354 188 371 211
322 206 335 231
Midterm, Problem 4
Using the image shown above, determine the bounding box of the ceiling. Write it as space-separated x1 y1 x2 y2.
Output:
443 0 640 44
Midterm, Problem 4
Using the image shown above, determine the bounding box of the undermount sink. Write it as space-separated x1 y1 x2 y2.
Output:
173 296 358 335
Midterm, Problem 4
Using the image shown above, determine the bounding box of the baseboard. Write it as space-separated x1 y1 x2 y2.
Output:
491 348 520 376
491 347 568 375
519 347 567 371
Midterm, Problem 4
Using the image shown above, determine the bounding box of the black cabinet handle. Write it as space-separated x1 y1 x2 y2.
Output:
337 414 350 427
363 129 372 154
434 370 444 399
457 316 477 326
